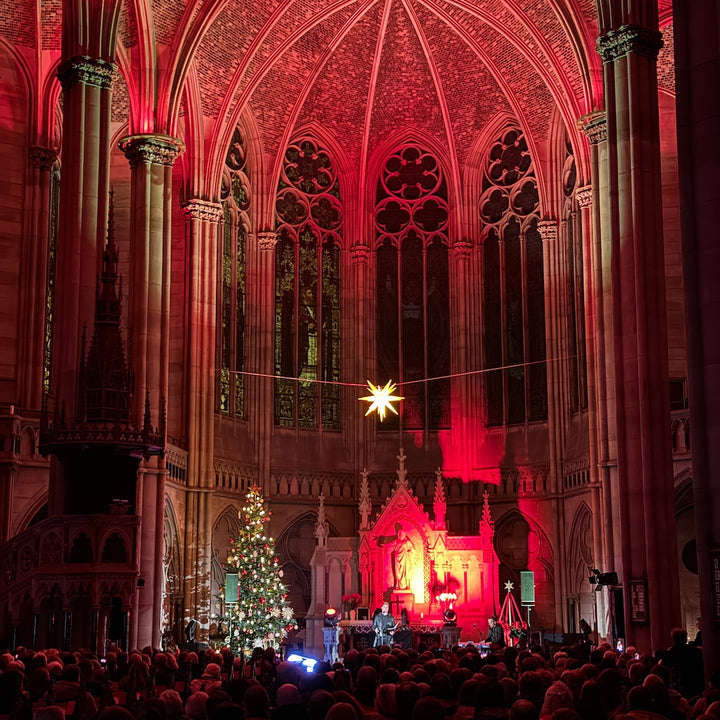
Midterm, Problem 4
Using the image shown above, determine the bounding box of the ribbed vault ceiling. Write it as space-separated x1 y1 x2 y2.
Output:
113 0 611 165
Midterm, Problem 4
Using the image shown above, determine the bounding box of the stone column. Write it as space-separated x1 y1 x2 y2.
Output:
17 147 58 410
180 199 222 638
52 57 115 420
350 244 370 468
451 239 474 483
119 133 183 649
576 185 606 617
674 0 720 676
538 220 561 491
538 219 566 629
248 230 277 493
578 117 617 630
596 22 680 648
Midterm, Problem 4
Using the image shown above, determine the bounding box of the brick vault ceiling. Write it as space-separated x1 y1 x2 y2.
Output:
187 0 600 162
109 0 672 172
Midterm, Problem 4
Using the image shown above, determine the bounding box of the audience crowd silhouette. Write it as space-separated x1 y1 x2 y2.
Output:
0 627 716 720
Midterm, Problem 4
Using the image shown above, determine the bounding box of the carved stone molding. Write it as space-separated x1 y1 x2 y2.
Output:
597 25 664 63
28 146 58 171
578 112 607 145
57 56 116 91
257 230 278 251
182 199 223 223
453 238 474 260
576 186 593 209
118 134 185 168
537 219 558 243
350 244 369 264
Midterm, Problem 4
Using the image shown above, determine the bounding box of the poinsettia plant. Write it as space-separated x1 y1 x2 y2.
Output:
342 593 361 611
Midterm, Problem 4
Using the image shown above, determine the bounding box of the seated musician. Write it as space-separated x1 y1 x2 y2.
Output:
373 602 395 647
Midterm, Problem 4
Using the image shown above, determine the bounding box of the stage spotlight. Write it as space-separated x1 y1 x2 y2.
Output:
286 653 318 673
324 607 339 627
443 608 457 627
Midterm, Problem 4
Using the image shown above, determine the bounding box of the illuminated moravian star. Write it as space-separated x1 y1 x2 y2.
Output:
359 380 404 421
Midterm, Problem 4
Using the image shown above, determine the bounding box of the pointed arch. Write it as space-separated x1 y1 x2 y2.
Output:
163 498 183 639
211 504 242 618
275 511 339 618
273 134 344 429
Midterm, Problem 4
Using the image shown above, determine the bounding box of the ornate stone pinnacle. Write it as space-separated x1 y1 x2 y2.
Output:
359 468 371 530
480 490 495 535
396 448 408 488
315 492 329 546
433 468 447 530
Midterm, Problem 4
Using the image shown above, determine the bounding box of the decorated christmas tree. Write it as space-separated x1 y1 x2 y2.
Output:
224 486 295 653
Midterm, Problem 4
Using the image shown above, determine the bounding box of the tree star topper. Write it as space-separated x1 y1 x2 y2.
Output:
359 380 404 421
504 580 514 592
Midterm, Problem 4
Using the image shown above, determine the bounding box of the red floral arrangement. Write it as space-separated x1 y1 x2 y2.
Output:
342 593 361 611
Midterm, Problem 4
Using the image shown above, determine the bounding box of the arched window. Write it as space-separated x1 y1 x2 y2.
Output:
480 126 547 425
274 138 342 429
218 127 250 416
375 146 450 430
43 162 60 395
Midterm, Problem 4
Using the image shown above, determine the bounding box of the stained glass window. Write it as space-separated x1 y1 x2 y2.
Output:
480 127 547 425
375 146 450 431
218 127 249 417
274 139 342 429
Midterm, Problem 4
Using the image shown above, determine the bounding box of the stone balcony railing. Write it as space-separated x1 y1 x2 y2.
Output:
0 513 140 606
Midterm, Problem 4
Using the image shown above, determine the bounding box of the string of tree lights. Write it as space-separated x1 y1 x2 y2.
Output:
222 486 297 654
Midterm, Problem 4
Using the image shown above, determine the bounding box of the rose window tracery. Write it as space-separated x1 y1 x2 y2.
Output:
481 127 546 425
275 138 342 429
375 146 450 431
218 126 251 417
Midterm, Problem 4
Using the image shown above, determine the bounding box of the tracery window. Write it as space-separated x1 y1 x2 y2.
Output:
43 163 60 395
274 139 342 429
480 127 547 425
218 128 250 417
375 146 450 431
563 139 587 412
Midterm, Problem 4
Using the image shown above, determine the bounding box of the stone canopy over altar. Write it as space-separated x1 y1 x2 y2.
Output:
306 450 499 657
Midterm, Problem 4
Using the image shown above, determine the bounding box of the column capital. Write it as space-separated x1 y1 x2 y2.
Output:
118 134 185 168
257 229 278 251
182 199 223 223
597 25 663 63
57 56 116 91
578 112 607 145
350 244 370 264
576 186 593 209
28 146 58 170
537 219 559 243
453 238 474 260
